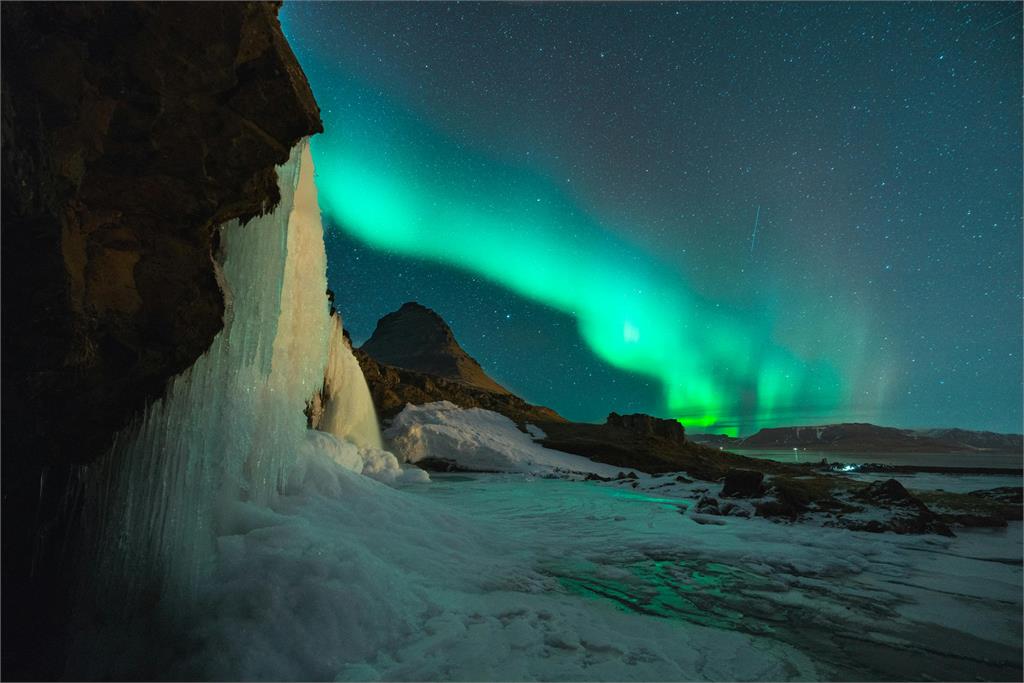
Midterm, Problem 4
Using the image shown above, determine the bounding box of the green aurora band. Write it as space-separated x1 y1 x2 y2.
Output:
303 76 841 436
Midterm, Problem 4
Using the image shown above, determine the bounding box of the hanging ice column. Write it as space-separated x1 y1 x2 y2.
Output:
77 141 339 621
315 316 384 450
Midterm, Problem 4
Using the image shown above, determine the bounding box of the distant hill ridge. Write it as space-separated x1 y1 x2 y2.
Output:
691 422 1023 454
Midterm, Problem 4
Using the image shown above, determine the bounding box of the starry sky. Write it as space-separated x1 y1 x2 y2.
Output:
281 2 1022 435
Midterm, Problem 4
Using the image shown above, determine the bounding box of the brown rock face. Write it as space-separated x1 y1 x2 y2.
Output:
1 3 321 677
361 302 511 394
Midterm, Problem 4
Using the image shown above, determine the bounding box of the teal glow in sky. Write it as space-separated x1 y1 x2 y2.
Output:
282 2 1022 434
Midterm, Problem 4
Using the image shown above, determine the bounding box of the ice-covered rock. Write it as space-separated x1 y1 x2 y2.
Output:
385 401 639 478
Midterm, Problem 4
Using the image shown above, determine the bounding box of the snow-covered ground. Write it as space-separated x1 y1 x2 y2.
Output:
94 448 1021 681
393 473 1023 681
81 392 1021 680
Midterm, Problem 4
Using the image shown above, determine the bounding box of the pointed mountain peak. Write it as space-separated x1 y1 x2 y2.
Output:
359 302 510 394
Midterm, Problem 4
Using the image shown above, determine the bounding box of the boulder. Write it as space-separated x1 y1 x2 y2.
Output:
860 478 918 503
852 479 953 536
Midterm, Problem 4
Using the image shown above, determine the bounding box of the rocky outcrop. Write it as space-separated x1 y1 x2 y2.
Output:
536 419 772 478
361 302 511 394
606 412 686 444
847 479 953 536
1 3 321 677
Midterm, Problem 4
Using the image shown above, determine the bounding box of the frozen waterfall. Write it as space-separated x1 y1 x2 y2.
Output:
69 139 410 666
74 141 331 623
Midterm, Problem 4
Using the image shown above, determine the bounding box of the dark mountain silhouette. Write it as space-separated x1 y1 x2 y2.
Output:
360 302 510 394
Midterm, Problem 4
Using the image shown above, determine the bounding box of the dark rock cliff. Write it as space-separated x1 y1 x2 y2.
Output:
1 3 321 677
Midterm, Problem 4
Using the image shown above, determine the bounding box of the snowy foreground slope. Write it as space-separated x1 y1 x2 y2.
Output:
97 395 1021 681
129 449 1021 681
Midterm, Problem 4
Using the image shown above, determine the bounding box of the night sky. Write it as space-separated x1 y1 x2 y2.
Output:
281 2 1022 435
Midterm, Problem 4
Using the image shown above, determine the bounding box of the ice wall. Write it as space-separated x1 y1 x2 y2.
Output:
74 140 332 623
319 316 385 450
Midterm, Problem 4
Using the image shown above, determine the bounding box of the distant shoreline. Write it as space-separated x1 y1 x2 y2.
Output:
816 463 1023 476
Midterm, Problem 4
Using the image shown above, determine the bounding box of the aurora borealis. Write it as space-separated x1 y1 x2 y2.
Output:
282 2 1022 434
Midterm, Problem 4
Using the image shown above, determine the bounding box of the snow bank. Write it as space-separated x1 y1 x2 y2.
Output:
385 401 638 478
